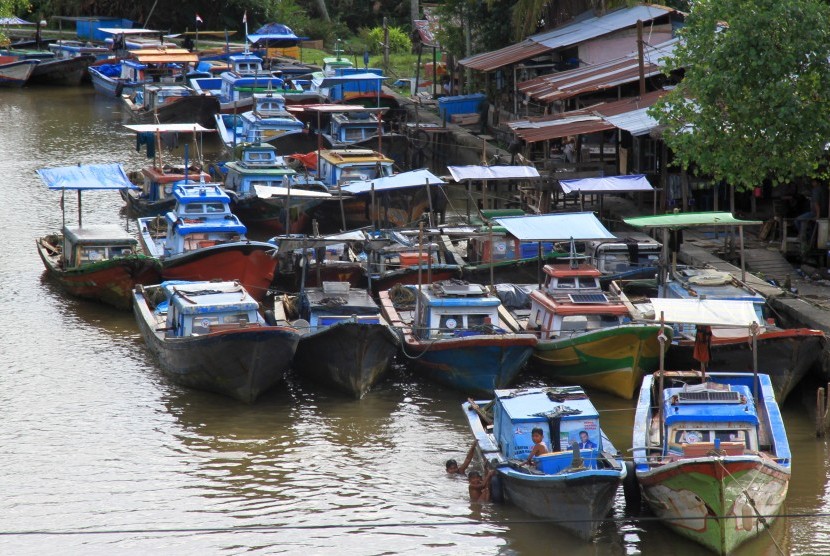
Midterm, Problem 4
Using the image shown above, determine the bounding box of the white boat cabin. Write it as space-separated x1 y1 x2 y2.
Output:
528 264 629 340
62 224 140 268
160 280 263 337
412 282 502 340
328 111 379 144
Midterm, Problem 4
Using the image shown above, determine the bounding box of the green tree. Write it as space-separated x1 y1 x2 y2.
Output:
0 0 28 45
652 0 830 190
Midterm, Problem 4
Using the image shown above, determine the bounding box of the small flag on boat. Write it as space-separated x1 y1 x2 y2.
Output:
195 14 203 24
242 10 247 23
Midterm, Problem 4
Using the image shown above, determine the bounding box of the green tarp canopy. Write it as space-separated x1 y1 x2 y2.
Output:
624 211 762 229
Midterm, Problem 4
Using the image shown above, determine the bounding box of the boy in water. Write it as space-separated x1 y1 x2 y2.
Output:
446 441 477 475
526 427 549 464
467 469 496 502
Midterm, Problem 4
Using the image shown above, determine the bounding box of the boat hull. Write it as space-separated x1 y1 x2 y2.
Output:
37 237 161 310
665 328 825 402
28 54 95 86
153 243 277 303
230 195 324 235
531 324 668 399
637 457 789 554
499 466 622 540
133 289 298 402
0 59 38 87
293 321 399 398
120 189 177 218
125 94 220 129
403 335 535 394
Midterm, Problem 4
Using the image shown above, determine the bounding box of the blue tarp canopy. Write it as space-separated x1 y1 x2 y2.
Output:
492 212 615 241
248 23 307 43
448 165 540 182
37 163 138 191
340 169 445 195
315 73 388 89
559 174 653 194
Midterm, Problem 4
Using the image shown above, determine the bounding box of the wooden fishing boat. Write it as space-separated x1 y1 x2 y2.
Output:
35 163 161 310
121 83 220 128
0 57 38 86
26 53 96 86
633 369 790 554
221 142 332 234
121 123 214 217
274 281 400 398
214 91 316 153
89 46 195 97
463 386 626 540
500 262 669 399
133 280 300 402
379 281 536 394
136 182 278 303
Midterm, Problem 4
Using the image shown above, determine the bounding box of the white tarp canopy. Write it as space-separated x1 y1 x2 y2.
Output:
98 27 159 35
0 16 34 25
340 169 445 195
124 123 212 133
647 298 760 328
560 174 653 194
448 165 540 182
254 185 333 199
493 212 615 241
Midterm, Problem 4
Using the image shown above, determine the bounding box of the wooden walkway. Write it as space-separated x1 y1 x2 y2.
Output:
742 247 797 283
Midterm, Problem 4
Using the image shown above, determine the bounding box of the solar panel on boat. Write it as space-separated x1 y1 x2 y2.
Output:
678 390 741 404
568 293 608 304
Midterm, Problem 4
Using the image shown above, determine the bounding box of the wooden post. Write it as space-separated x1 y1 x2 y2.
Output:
637 20 646 96
817 386 826 437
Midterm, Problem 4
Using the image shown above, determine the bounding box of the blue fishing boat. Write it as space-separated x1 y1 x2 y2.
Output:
274 281 400 398
221 142 332 234
133 280 300 402
462 386 627 540
121 83 220 128
633 370 790 554
136 182 278 303
89 46 195 97
379 281 536 394
214 91 315 153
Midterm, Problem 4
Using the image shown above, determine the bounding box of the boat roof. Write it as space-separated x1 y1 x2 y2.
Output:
63 224 138 244
663 382 759 426
340 169 445 195
124 123 212 134
448 165 541 182
162 281 259 314
173 183 229 204
493 212 615 241
415 283 500 308
543 263 602 278
254 184 332 199
319 149 392 164
647 298 761 328
559 174 653 194
305 286 379 313
130 48 198 63
37 163 138 191
288 104 388 114
315 73 387 89
624 211 763 229
494 387 599 422
98 27 160 35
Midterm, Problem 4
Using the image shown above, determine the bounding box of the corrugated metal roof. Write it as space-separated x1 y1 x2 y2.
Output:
507 90 666 142
519 39 677 103
459 40 550 72
460 5 678 72
603 107 659 136
492 212 615 241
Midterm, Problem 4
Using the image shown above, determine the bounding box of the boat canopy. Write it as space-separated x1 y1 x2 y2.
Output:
624 211 762 229
253 184 333 199
0 16 33 25
648 298 760 328
448 165 541 182
37 163 137 191
248 23 307 43
340 168 445 194
559 174 652 195
315 73 388 89
124 123 213 133
98 27 160 35
493 212 615 241
288 104 388 114
130 48 199 64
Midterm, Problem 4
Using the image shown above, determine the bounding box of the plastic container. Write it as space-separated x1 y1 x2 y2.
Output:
399 252 434 267
437 93 485 122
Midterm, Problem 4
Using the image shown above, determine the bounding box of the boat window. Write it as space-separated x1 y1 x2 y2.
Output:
714 430 749 446
556 277 576 289
467 314 494 328
576 277 600 289
675 430 711 444
343 128 367 142
79 247 106 263
205 203 225 213
184 204 203 214
192 316 220 334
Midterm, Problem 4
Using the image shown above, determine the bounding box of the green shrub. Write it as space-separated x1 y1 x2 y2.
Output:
362 26 411 55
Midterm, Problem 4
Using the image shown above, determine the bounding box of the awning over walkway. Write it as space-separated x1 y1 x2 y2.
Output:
624 211 762 229
447 165 540 182
492 212 615 241
559 174 653 194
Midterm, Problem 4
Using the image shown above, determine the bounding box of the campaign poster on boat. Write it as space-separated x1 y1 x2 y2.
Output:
559 418 600 450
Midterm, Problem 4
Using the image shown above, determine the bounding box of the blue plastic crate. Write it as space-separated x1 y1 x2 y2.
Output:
438 93 485 122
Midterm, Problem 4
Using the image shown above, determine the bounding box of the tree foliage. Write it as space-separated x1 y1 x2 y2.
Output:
652 0 830 190
364 26 410 55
